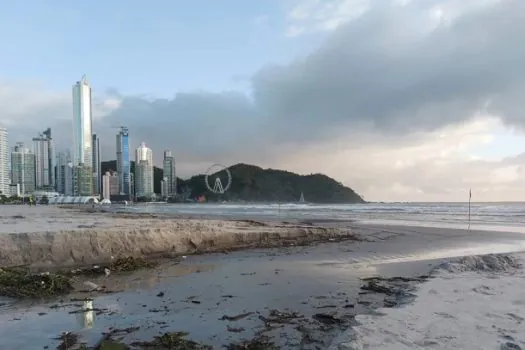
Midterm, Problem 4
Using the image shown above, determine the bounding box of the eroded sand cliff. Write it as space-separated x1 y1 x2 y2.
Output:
0 205 354 269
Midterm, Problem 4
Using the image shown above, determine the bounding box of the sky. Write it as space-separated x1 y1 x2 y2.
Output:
1 0 525 202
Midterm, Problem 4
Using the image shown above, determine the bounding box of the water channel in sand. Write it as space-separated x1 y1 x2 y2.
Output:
1 222 525 349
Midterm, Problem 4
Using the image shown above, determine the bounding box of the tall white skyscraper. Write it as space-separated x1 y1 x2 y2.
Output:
135 142 154 198
0 128 8 195
72 75 93 195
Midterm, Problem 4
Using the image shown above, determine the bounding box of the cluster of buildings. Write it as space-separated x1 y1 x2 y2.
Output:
0 75 178 202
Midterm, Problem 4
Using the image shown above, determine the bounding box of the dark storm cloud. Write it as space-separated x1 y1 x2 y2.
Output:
253 0 525 134
96 0 525 162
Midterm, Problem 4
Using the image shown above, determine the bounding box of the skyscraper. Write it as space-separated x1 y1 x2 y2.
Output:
0 128 8 195
92 134 101 195
10 142 36 195
162 150 177 197
102 171 119 200
72 75 93 195
56 151 74 195
32 128 54 190
116 126 131 196
135 142 154 198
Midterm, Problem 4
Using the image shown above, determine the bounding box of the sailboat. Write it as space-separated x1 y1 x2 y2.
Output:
299 192 305 203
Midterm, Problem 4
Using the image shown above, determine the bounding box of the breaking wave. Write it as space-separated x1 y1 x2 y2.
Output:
330 253 525 350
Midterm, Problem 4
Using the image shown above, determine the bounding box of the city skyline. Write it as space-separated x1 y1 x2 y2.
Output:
0 74 178 199
1 1 525 201
0 125 175 199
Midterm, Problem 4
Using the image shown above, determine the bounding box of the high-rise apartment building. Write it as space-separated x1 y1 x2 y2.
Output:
72 75 93 195
116 126 131 196
162 150 177 197
135 142 154 198
102 171 119 200
32 128 54 190
0 128 9 195
10 142 36 195
56 151 74 195
92 134 101 195
161 177 168 198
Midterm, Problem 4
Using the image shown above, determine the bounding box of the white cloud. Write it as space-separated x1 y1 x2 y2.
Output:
285 0 504 37
274 117 525 202
285 25 306 37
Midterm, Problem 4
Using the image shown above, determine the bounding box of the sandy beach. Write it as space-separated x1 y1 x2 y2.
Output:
0 205 357 269
0 205 524 349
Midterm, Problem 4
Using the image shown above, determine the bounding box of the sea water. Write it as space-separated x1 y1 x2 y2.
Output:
112 202 525 233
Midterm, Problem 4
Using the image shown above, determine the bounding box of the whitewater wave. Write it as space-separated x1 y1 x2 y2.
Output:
330 253 525 350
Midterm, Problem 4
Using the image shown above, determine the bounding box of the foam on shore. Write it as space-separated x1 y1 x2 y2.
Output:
0 205 354 269
330 253 525 350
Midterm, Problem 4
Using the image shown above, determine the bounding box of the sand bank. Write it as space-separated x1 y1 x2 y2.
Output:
0 205 355 269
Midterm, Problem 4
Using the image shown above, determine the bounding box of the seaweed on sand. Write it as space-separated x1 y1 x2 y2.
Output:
109 256 157 272
0 267 73 299
68 256 159 277
55 332 86 350
225 337 278 350
131 331 212 349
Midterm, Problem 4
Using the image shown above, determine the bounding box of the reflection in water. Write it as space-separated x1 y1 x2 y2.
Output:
107 263 217 290
76 299 94 329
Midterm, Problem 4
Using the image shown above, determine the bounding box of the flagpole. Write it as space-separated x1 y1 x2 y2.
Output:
468 189 471 230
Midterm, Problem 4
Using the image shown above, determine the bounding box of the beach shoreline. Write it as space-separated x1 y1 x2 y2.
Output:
1 205 525 349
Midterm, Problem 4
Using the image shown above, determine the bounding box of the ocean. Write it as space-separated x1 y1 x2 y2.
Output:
114 201 525 233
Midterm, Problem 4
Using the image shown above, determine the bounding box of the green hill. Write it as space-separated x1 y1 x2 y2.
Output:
100 161 364 203
182 163 364 203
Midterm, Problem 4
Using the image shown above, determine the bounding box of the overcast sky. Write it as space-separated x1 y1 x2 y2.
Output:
1 0 525 202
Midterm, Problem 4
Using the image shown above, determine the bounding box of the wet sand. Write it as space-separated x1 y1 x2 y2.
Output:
1 221 525 349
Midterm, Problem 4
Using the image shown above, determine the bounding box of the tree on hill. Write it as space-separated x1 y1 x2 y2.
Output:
181 163 364 203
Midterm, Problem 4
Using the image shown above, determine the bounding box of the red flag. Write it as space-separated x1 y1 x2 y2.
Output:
469 189 472 199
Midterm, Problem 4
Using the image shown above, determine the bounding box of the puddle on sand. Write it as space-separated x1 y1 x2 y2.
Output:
0 252 365 349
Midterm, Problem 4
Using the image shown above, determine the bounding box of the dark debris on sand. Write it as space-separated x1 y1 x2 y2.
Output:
359 276 430 308
225 336 278 350
0 256 161 299
0 267 73 299
131 331 212 349
68 256 158 277
55 332 84 350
